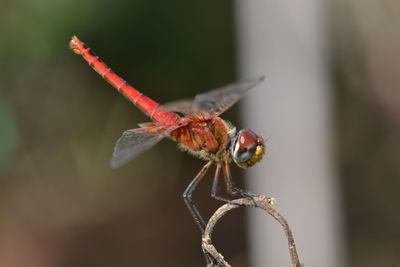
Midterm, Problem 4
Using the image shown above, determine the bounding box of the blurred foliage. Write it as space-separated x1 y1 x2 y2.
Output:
0 99 19 173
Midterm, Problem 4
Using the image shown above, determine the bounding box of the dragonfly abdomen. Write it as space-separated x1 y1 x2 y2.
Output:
69 36 180 126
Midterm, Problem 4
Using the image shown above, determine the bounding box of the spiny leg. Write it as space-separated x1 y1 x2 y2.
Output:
222 161 258 199
183 161 213 233
211 164 239 204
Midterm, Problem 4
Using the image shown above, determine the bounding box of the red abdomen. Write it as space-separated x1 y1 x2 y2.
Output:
69 36 180 126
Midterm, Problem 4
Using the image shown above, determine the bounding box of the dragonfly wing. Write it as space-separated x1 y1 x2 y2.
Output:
161 76 265 117
110 126 175 168
195 76 265 116
161 99 205 116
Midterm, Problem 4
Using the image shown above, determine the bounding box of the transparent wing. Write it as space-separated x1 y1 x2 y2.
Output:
162 76 265 117
110 125 176 168
160 99 210 119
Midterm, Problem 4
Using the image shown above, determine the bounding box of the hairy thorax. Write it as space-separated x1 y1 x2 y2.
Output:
169 116 234 162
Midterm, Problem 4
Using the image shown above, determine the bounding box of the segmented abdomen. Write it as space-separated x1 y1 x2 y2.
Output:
69 36 180 126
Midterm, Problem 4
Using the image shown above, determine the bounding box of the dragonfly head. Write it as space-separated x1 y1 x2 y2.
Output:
231 128 265 168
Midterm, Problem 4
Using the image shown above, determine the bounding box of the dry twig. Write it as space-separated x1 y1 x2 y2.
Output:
202 195 303 267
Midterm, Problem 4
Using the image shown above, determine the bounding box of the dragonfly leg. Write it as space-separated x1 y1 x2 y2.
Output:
183 161 213 233
222 162 259 201
211 164 239 204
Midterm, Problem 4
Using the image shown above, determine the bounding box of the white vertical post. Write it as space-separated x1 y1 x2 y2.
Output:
235 1 345 266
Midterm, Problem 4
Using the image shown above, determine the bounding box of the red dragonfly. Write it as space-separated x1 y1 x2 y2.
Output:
70 36 265 232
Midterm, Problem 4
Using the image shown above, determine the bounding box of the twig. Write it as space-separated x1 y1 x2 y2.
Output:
201 195 303 267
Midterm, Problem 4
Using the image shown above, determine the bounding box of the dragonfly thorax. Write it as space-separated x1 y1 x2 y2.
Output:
231 129 265 168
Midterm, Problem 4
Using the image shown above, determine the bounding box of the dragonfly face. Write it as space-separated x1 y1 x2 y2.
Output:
231 129 265 168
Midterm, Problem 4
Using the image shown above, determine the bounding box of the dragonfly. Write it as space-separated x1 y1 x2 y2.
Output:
69 36 265 232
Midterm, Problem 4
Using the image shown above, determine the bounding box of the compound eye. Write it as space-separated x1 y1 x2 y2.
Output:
232 129 258 163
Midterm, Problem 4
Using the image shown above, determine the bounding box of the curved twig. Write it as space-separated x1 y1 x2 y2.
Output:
201 195 303 267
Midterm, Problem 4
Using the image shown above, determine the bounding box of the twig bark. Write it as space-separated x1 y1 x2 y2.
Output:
201 195 303 267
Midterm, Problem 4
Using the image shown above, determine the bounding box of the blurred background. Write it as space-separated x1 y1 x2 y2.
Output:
0 0 399 266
